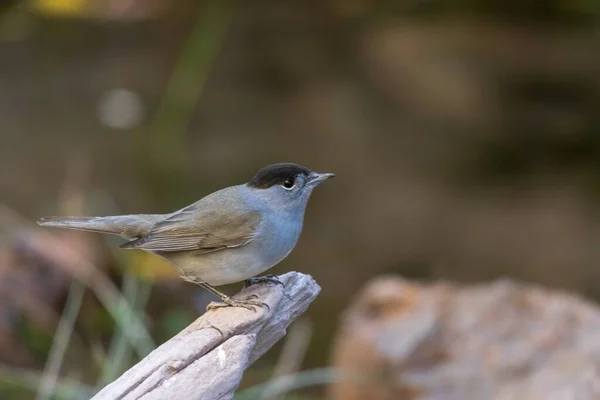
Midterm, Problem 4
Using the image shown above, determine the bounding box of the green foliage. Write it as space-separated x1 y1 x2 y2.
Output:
16 320 53 362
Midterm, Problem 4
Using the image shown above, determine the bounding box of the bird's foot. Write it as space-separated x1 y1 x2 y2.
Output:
207 295 270 312
243 274 284 289
179 275 268 311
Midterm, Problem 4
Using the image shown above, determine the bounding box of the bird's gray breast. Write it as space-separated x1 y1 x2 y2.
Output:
253 209 303 267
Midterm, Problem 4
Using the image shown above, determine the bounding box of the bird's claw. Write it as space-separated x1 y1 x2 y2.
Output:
243 274 284 289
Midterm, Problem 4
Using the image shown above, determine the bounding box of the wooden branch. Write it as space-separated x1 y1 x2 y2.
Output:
91 272 321 400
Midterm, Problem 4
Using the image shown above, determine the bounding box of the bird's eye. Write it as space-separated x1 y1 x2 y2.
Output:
282 178 295 190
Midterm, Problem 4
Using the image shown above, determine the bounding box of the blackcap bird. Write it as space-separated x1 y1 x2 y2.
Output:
37 163 334 310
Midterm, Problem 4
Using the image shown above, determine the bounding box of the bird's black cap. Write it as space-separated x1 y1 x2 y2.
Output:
248 163 313 189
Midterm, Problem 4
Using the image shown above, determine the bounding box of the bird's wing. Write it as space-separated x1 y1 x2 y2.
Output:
119 203 262 252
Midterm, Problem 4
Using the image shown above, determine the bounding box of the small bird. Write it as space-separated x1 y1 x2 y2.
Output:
37 163 334 310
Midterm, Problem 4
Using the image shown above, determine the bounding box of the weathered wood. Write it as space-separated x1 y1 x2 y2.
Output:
92 272 320 400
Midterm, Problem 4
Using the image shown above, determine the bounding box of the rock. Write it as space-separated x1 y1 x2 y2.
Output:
328 275 600 400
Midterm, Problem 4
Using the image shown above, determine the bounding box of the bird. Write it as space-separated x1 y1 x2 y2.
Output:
37 162 334 310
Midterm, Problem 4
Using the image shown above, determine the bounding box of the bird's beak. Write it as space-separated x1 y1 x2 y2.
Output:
308 172 335 186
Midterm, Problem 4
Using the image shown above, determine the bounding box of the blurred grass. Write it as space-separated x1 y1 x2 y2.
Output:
36 279 85 400
0 0 239 397
97 270 152 387
0 364 94 400
145 0 235 204
16 321 53 363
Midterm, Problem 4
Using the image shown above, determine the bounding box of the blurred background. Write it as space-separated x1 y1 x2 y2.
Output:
2 0 600 398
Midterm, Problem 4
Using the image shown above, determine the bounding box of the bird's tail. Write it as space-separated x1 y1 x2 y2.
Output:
37 215 163 240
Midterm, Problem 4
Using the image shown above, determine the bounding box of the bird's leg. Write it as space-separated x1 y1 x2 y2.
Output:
181 275 269 312
243 274 284 289
204 281 271 312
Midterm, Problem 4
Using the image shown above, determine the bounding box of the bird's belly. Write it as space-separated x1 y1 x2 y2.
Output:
168 240 295 286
